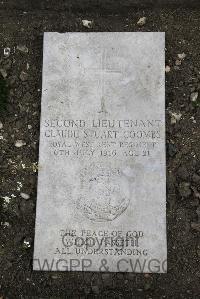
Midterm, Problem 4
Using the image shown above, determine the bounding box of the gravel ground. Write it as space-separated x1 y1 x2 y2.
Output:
0 4 200 299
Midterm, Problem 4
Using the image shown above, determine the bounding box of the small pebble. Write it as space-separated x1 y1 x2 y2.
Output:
170 112 182 124
15 140 26 148
51 275 59 279
190 92 198 102
178 53 186 60
165 65 171 73
21 163 26 169
2 196 11 207
20 71 28 81
4 47 11 57
175 59 182 66
17 182 23 191
82 20 92 28
0 121 3 129
137 17 146 26
0 68 7 78
28 124 32 130
17 45 28 53
190 116 196 123
2 222 10 227
23 240 31 248
20 192 30 200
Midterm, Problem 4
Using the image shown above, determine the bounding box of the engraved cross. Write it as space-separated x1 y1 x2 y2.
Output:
85 49 122 113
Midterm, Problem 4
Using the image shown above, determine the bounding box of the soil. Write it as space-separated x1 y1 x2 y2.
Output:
0 2 200 299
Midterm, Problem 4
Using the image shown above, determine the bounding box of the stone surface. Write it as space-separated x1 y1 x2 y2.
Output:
33 32 166 273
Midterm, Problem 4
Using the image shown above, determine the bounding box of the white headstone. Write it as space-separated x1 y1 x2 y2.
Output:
33 32 166 273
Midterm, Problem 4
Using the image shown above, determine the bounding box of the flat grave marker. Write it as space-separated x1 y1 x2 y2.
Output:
33 32 166 272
